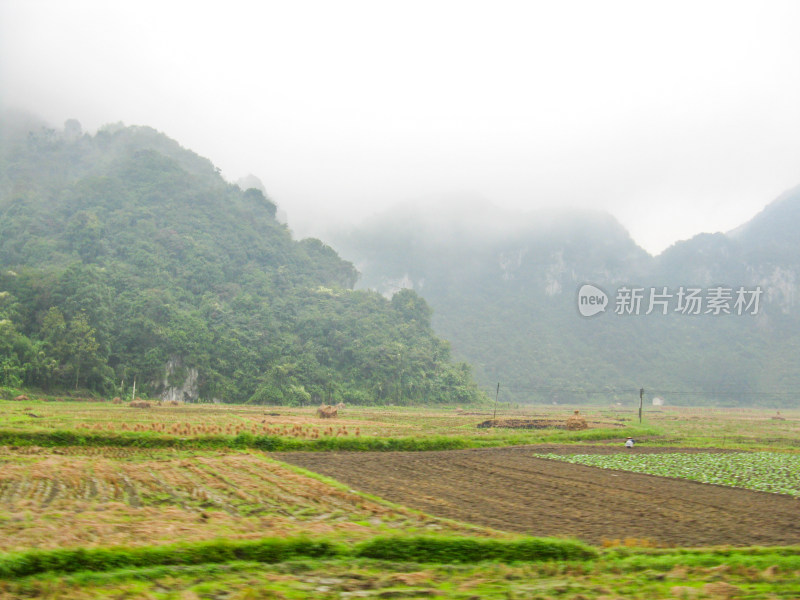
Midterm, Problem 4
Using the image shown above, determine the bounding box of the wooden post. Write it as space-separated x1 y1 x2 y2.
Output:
639 387 644 423
493 383 500 421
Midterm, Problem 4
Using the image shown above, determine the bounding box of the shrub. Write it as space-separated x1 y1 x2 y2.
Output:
354 536 598 563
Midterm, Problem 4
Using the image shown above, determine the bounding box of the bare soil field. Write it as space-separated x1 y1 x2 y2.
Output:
277 445 800 547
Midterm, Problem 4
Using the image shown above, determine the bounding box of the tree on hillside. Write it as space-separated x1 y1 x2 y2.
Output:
66 312 100 389
41 307 100 389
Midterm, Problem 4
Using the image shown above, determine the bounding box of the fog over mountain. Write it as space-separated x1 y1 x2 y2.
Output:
327 186 800 406
2 110 798 407
3 2 800 256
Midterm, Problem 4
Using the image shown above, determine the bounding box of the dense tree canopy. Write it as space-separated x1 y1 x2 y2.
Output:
0 117 484 405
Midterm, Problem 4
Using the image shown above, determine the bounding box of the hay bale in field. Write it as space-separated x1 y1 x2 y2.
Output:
111 397 124 404
566 409 588 431
702 582 743 599
129 400 152 409
316 404 338 418
335 402 345 409
13 394 29 402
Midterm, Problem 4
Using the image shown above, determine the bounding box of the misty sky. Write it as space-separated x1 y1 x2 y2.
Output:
2 0 799 254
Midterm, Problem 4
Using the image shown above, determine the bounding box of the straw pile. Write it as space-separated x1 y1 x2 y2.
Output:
566 410 588 430
316 404 338 418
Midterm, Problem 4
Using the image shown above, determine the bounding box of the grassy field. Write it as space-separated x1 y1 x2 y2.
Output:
3 396 799 450
1 398 631 437
2 547 800 599
1 395 799 598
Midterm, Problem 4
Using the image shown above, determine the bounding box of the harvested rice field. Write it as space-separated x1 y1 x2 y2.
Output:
0 447 493 552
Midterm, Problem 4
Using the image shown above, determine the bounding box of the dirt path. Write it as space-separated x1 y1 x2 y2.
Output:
276 445 800 547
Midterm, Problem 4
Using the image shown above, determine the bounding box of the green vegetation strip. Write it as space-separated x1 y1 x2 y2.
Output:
603 546 800 572
0 538 339 579
0 427 656 451
354 536 596 562
0 536 596 579
4 536 800 586
535 451 800 496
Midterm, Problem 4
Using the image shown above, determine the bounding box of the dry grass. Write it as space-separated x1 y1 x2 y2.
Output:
316 404 338 418
78 419 356 438
128 400 151 409
566 409 588 431
0 449 494 552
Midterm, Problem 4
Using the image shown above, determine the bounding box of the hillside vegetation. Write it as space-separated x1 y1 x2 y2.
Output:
0 116 483 405
329 195 800 406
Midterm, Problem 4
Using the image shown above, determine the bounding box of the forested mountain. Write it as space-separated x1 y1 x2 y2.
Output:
329 191 800 407
0 114 484 405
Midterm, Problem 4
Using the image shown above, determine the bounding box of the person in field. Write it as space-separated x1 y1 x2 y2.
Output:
625 437 635 448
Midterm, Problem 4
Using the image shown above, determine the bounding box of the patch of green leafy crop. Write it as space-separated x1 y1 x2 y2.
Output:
535 451 800 496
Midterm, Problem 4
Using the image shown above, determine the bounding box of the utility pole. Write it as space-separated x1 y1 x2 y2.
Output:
493 383 500 421
639 387 644 423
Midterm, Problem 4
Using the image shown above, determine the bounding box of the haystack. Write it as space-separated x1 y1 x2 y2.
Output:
129 400 152 408
566 409 588 430
317 404 338 418
111 397 124 404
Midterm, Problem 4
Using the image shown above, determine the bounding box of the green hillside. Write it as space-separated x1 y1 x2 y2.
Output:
330 197 800 407
0 116 484 405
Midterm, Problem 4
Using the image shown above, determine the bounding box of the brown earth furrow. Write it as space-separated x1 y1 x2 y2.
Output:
275 446 800 547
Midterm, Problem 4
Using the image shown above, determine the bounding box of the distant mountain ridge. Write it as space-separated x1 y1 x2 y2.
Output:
328 188 800 406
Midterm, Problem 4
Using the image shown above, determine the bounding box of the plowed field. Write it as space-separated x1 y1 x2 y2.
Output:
277 445 800 547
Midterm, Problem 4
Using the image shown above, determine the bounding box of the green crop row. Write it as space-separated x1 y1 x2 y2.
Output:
535 451 800 496
0 536 597 579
